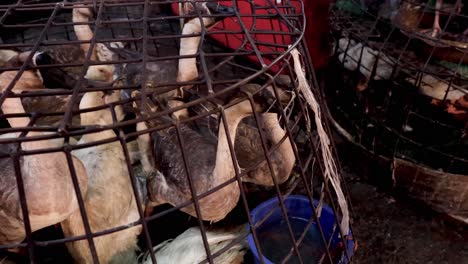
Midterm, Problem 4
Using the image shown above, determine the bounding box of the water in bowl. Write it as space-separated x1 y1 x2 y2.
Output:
256 217 326 264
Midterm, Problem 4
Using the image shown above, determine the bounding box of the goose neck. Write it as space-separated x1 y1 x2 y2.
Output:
2 97 31 130
78 91 118 143
213 111 249 180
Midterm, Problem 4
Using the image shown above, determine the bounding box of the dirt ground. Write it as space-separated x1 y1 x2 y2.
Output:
338 144 468 264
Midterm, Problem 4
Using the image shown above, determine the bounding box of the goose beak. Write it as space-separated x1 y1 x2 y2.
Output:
205 2 234 18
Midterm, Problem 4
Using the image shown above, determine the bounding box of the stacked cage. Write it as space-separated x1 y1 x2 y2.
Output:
0 0 354 263
327 0 468 223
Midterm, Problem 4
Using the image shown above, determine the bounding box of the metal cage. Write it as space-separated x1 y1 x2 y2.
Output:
0 0 354 263
327 0 468 223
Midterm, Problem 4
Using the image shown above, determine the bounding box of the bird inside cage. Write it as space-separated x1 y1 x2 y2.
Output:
331 0 468 162
135 83 289 222
0 53 89 254
171 0 305 74
0 0 336 263
139 225 248 264
60 67 143 264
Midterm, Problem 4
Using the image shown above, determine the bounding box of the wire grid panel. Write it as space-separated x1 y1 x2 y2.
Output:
0 0 353 263
327 0 468 175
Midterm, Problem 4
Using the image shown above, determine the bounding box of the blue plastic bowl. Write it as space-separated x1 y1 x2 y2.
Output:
247 195 354 264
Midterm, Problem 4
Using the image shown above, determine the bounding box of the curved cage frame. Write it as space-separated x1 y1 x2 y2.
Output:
326 0 468 223
0 0 354 263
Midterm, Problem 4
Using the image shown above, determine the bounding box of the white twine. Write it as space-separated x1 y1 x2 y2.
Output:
290 47 350 235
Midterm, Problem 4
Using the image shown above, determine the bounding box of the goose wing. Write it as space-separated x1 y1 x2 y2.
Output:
0 142 24 244
152 124 217 194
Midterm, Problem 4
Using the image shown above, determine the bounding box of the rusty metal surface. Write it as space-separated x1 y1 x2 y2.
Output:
327 0 468 175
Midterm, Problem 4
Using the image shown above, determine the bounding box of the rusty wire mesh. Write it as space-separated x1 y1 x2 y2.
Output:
0 0 353 263
325 0 468 223
327 0 468 174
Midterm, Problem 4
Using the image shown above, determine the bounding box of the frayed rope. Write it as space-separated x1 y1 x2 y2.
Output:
290 47 350 235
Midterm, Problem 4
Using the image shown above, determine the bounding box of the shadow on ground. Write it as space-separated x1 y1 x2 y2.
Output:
339 143 468 263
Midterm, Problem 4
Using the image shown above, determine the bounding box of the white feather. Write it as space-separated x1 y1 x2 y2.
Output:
338 38 395 81
140 226 247 264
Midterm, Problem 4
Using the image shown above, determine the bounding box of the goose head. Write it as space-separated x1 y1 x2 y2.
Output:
32 51 64 88
85 64 115 83
81 64 124 126
78 89 124 127
0 66 44 96
32 51 52 66
96 42 124 62
233 83 282 114
0 52 45 93
0 71 44 94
